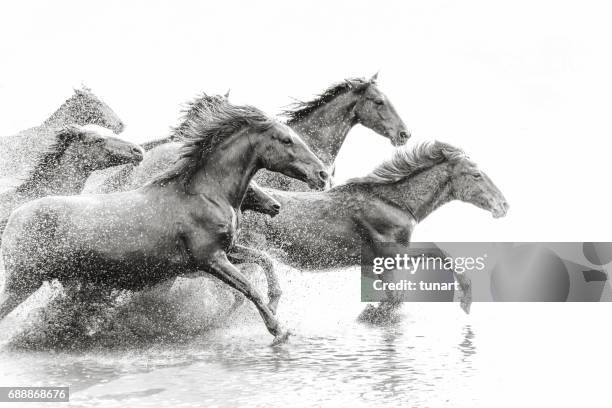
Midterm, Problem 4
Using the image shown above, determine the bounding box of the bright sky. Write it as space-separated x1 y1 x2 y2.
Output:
1 0 611 241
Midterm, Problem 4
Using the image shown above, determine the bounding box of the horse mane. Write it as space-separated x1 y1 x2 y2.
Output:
140 94 229 151
281 77 372 124
340 141 466 187
15 125 84 194
151 95 274 188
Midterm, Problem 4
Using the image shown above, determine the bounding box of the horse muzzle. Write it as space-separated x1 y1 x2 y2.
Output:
491 201 510 218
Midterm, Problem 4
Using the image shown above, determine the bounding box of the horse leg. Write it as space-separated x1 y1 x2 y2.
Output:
0 284 40 321
228 245 281 314
454 271 472 314
204 251 290 345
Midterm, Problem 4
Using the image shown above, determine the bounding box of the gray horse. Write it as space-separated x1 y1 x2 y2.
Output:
256 73 410 190
0 101 327 344
246 142 508 270
0 125 143 238
0 86 125 181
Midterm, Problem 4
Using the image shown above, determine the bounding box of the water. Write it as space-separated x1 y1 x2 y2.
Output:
1 264 611 408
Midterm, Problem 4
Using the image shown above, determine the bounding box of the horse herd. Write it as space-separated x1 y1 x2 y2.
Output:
0 75 508 344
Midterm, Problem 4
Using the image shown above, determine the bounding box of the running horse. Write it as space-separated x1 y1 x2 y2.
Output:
243 142 509 313
83 93 286 311
0 125 143 238
257 73 410 190
0 101 328 344
247 142 508 269
0 86 125 181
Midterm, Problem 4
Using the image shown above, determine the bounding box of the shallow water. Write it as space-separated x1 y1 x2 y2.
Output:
1 265 611 408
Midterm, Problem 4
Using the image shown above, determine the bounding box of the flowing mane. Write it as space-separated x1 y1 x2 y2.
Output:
151 96 274 188
15 126 84 194
340 141 466 186
140 94 229 151
169 93 230 141
282 77 371 124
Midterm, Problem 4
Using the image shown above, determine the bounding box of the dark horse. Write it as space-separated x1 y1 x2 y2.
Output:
0 101 328 344
82 93 286 311
0 86 125 181
0 125 143 237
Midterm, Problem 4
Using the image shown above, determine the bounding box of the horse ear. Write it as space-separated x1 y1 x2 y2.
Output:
224 89 231 98
370 71 379 83
344 80 354 89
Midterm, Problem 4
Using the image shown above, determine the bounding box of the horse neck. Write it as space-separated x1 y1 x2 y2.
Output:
24 151 96 197
187 132 260 208
371 163 455 222
288 92 358 166
42 97 80 128
43 94 101 128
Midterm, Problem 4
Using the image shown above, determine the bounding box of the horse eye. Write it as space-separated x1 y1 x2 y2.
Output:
374 99 384 105
281 138 293 145
472 173 483 179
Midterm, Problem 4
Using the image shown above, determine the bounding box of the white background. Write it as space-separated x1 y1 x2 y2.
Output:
0 1 610 239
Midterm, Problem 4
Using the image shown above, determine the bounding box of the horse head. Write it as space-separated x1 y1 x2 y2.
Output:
350 73 410 146
65 125 143 170
241 181 281 217
449 154 509 218
257 121 328 190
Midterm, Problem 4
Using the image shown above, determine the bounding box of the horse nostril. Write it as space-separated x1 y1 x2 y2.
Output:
399 130 411 140
272 204 281 211
318 170 329 181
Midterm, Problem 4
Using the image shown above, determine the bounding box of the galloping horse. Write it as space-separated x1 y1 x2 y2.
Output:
244 141 509 269
0 86 125 181
82 94 287 311
0 125 143 237
0 102 328 344
259 73 410 190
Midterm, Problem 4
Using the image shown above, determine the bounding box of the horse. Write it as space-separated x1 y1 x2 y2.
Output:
0 125 143 238
256 72 410 190
0 86 125 181
0 101 328 344
243 141 508 271
82 93 286 311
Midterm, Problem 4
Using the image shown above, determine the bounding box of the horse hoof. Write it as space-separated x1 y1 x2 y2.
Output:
460 298 472 314
357 304 402 326
271 329 292 346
